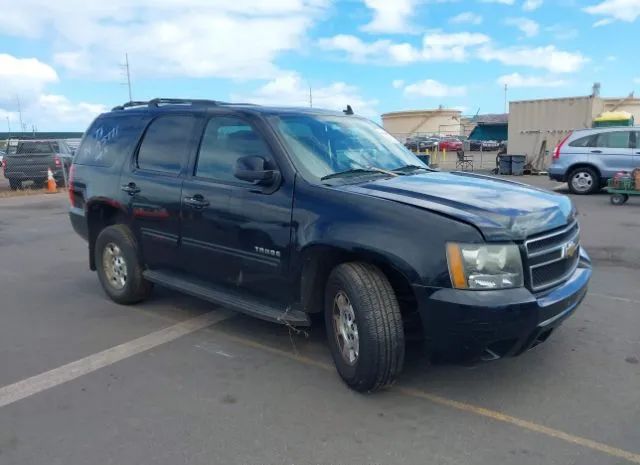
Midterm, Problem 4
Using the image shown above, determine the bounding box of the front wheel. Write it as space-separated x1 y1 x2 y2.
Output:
8 179 21 190
95 224 153 305
324 262 405 393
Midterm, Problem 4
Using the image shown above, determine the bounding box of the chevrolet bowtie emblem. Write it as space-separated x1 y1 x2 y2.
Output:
563 240 579 258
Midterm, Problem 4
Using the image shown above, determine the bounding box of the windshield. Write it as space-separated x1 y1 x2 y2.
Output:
271 114 425 181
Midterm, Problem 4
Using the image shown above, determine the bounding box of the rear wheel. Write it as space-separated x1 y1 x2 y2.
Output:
568 167 599 195
95 224 153 305
324 262 405 393
8 179 20 190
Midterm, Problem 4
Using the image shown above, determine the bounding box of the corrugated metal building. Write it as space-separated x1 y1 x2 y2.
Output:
508 95 640 170
381 108 462 140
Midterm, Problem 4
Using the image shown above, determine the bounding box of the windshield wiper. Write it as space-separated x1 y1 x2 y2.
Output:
321 167 398 181
392 164 432 174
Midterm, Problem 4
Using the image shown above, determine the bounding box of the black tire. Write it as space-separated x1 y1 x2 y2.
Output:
324 262 405 393
610 194 628 205
95 224 152 305
8 179 20 190
568 167 600 195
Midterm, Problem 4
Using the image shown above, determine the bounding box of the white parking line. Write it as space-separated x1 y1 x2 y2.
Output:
0 310 231 409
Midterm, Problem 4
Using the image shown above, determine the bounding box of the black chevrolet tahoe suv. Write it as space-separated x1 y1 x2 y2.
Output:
69 98 591 392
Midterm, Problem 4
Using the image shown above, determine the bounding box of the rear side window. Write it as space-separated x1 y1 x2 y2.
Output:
76 115 149 167
137 115 196 174
595 131 631 149
568 135 596 147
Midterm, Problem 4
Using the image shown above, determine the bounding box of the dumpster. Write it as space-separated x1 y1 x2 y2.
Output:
498 155 512 175
417 154 431 166
511 155 526 176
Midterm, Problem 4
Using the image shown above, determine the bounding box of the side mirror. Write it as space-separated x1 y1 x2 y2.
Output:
234 155 279 186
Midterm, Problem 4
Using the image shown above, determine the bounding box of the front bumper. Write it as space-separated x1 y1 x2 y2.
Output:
414 248 591 360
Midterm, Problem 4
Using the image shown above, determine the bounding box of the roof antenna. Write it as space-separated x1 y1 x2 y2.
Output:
343 105 354 115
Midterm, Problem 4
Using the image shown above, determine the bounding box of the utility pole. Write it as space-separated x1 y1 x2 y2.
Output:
504 84 508 114
6 117 10 134
16 96 24 132
122 53 133 102
309 84 313 108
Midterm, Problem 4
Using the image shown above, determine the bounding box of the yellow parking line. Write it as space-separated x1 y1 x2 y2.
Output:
219 331 640 464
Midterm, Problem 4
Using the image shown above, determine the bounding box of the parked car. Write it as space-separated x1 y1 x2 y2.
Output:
3 139 73 190
404 136 439 152
438 137 463 151
469 140 501 151
69 98 591 392
548 127 640 194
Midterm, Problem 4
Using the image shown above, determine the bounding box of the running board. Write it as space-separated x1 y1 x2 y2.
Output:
143 270 310 327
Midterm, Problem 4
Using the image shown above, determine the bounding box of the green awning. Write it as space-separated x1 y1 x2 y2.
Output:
469 124 508 141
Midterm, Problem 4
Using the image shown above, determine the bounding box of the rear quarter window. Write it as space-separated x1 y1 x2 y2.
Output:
75 115 150 167
568 135 596 147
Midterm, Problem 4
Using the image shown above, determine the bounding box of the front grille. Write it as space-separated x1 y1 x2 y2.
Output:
525 221 580 292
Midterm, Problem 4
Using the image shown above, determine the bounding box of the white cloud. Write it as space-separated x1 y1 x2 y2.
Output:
593 18 615 26
319 32 585 74
480 0 515 4
606 55 618 61
505 17 540 37
233 72 378 117
0 53 106 131
422 32 491 60
546 24 579 40
318 32 490 64
361 0 423 34
403 79 467 97
584 0 640 24
497 73 568 88
634 77 640 84
0 0 328 80
523 0 543 11
450 12 483 24
392 79 405 89
478 45 588 73
0 54 58 98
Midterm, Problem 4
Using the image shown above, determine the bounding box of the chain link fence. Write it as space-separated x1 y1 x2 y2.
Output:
1 138 74 192
390 126 503 172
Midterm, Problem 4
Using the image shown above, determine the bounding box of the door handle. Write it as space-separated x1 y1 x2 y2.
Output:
184 195 210 209
590 150 603 154
121 183 140 195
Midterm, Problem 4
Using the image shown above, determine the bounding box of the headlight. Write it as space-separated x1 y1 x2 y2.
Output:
446 243 523 290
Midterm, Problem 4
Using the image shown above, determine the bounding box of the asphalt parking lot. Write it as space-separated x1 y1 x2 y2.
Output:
0 177 639 465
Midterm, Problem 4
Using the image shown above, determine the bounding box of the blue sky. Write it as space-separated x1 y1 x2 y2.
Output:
0 0 639 130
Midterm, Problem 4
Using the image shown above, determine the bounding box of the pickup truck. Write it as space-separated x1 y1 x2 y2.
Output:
2 139 73 190
69 98 591 392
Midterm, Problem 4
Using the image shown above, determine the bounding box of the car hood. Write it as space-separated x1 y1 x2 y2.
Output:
338 171 575 241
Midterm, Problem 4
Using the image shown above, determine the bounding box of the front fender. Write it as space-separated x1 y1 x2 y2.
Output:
291 181 484 288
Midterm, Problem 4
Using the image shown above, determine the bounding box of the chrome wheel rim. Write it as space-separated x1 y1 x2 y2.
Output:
571 171 593 192
332 291 359 365
102 242 128 290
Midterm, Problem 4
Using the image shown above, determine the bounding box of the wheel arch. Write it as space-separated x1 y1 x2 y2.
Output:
86 200 129 270
567 163 602 180
297 243 422 336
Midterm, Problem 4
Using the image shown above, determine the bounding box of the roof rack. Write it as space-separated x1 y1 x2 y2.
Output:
111 98 225 111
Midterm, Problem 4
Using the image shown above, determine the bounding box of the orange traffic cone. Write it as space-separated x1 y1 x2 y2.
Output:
47 168 57 193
